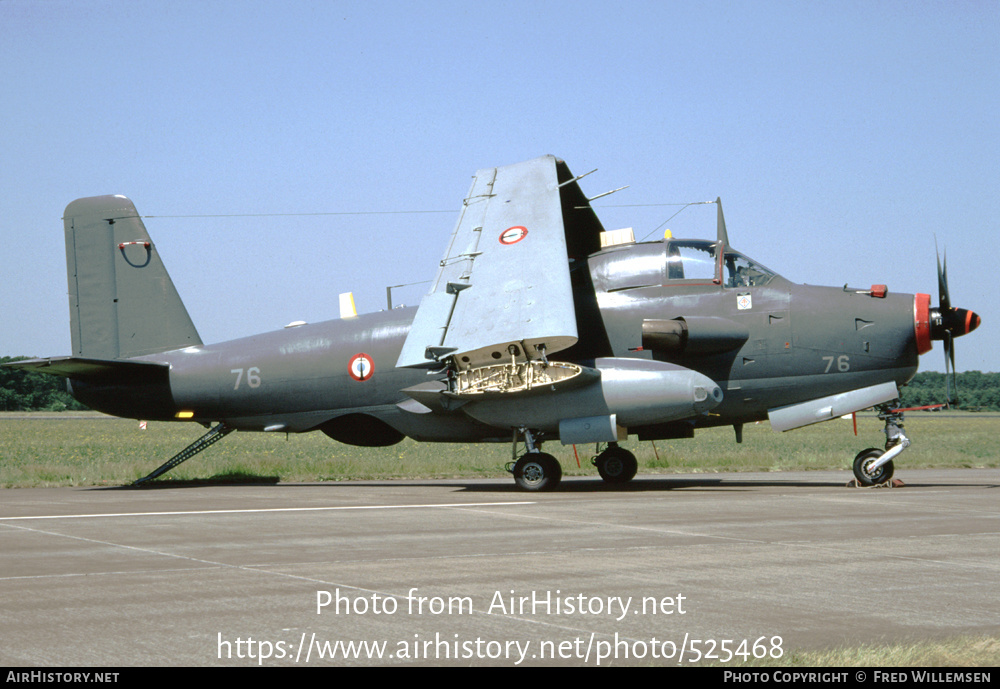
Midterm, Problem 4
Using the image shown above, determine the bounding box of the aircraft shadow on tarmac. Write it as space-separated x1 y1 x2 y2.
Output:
87 474 999 493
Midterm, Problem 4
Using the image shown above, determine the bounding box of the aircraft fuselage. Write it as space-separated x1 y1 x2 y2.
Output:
70 238 922 447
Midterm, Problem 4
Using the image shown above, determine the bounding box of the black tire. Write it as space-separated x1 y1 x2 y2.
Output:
596 447 638 484
513 453 562 492
853 448 894 486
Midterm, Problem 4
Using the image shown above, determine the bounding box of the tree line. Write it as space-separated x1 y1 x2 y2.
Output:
897 370 1000 411
1 355 998 412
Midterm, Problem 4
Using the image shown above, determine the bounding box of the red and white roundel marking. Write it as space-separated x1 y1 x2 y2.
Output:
349 353 374 381
499 226 528 245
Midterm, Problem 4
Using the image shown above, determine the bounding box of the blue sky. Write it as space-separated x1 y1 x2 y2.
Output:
2 0 997 373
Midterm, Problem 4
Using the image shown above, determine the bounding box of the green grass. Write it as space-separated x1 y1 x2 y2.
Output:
730 634 1000 667
1 411 997 488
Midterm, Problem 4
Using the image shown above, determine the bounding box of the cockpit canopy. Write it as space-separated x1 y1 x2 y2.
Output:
594 239 779 292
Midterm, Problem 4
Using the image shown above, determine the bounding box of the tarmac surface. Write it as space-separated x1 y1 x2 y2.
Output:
2 469 997 666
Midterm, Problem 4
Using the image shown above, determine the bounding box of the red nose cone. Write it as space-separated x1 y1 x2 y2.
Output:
965 310 981 335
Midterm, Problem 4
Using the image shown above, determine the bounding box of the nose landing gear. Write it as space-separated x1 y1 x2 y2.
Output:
852 404 908 486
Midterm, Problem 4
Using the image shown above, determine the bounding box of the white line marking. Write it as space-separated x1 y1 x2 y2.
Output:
0 501 535 521
2 513 617 641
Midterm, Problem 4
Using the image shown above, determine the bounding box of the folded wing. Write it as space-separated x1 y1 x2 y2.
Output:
397 155 578 369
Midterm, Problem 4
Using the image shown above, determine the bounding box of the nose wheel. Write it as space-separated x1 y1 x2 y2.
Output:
853 448 894 486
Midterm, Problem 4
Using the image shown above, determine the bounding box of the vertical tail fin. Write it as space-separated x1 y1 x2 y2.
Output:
64 195 202 359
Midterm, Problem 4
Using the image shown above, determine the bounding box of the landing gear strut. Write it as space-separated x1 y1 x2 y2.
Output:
506 427 562 492
593 443 638 485
852 404 908 486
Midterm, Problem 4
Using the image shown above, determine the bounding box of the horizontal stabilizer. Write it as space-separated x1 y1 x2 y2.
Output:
4 356 169 382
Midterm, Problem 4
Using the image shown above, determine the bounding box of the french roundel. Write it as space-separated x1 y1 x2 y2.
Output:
499 226 528 245
349 353 374 381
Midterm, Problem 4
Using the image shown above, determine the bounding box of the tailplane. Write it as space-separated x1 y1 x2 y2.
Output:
64 195 201 359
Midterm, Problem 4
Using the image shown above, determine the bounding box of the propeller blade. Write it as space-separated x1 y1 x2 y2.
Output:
936 240 951 312
948 335 958 405
943 331 954 405
929 241 979 407
930 237 982 406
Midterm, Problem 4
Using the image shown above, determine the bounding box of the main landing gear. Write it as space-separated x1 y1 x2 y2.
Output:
507 427 562 492
852 403 908 486
592 443 638 484
506 429 640 491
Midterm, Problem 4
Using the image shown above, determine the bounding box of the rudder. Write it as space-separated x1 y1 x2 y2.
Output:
64 195 202 359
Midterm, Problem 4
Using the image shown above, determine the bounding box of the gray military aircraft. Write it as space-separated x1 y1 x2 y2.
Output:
6 155 981 490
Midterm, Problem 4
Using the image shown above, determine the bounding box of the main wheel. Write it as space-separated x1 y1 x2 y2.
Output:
853 448 894 486
595 447 638 484
513 453 562 492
